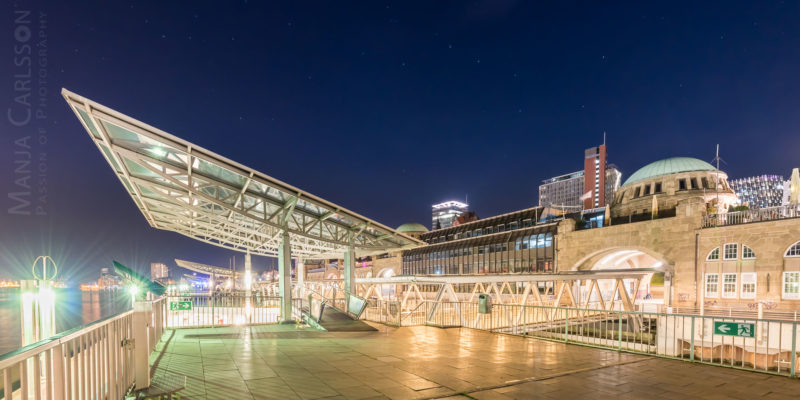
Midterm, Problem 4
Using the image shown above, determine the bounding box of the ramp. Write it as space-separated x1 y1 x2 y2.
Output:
317 307 377 332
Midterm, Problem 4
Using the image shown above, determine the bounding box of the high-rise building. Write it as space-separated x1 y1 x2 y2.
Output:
729 175 785 209
539 142 620 211
583 144 608 209
431 201 469 230
538 171 584 209
151 262 169 280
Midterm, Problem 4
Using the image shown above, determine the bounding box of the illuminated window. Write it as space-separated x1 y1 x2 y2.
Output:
783 272 800 300
722 273 737 298
705 274 719 298
723 243 738 260
741 272 756 299
742 245 755 260
706 247 720 261
786 242 800 257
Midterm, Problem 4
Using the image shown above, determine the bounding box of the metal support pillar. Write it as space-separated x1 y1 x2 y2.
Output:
245 251 252 319
344 241 356 310
296 259 305 296
664 271 673 309
133 300 152 389
278 230 293 323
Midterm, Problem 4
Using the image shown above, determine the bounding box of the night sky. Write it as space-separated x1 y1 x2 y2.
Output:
1 1 799 282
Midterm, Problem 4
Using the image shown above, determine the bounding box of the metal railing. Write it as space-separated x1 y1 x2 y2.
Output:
703 205 800 228
361 301 800 377
0 297 168 400
162 293 282 328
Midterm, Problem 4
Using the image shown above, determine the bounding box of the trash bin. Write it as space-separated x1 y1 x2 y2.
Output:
478 293 492 314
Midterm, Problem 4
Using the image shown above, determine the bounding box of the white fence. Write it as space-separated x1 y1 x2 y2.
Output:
0 297 165 400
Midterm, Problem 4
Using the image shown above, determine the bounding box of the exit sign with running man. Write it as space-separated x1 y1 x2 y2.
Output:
713 321 755 337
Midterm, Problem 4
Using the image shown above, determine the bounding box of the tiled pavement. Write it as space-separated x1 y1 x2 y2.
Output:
149 323 800 400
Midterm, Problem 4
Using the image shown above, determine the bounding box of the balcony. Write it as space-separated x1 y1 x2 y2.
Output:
703 205 800 228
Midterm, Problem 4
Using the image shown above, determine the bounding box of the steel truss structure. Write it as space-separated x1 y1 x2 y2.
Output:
261 270 657 324
62 89 424 258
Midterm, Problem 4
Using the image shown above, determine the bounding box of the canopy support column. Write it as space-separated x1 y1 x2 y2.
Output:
278 230 293 323
344 239 356 310
296 259 305 296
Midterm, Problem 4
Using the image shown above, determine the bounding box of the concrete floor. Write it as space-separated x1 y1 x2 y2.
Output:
149 323 800 400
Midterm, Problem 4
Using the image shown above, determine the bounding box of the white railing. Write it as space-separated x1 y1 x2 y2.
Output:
0 296 165 400
703 205 800 228
162 294 282 328
360 301 800 377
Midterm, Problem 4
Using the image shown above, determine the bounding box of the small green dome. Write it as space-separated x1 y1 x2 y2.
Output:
623 157 717 186
396 223 429 233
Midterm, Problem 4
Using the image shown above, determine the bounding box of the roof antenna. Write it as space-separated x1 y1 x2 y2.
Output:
603 131 606 146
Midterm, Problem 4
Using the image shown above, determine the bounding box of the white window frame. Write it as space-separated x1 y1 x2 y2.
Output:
721 273 737 299
786 241 800 258
740 272 757 299
723 243 738 260
742 245 756 260
783 272 800 300
706 247 720 261
705 273 719 298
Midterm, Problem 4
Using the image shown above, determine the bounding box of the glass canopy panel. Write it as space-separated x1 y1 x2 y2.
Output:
75 108 102 139
101 120 141 142
194 158 248 188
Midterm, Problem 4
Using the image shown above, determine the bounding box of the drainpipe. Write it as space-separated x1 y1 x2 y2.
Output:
694 233 699 308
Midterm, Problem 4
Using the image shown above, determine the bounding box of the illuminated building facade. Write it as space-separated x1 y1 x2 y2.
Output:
150 262 169 281
729 175 785 209
404 207 556 276
431 200 469 230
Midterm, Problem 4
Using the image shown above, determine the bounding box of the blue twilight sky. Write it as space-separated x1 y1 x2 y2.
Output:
0 1 799 282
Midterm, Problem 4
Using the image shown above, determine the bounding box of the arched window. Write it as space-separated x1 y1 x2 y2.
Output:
786 241 800 258
742 245 756 260
706 247 720 261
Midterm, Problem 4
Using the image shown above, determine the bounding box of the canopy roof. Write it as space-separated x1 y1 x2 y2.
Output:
175 259 235 277
62 89 424 258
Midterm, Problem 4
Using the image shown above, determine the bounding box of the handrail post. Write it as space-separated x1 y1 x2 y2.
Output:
133 300 152 390
690 316 695 362
52 342 65 400
564 308 569 343
618 311 623 351
791 322 797 378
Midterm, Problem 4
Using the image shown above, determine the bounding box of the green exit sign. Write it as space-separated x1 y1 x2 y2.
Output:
170 301 192 311
713 321 755 337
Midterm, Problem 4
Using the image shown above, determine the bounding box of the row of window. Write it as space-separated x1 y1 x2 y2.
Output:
705 272 800 300
426 219 537 243
706 243 756 261
706 241 800 261
403 233 555 276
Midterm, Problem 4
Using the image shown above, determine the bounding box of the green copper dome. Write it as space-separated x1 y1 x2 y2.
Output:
396 223 429 233
623 157 717 186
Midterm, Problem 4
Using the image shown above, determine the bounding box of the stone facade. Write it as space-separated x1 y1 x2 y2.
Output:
611 169 737 217
559 196 800 309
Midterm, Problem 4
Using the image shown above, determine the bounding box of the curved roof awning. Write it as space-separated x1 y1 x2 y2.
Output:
175 259 235 277
62 89 425 258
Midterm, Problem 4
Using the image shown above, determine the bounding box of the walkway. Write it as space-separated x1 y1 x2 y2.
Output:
149 323 800 400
